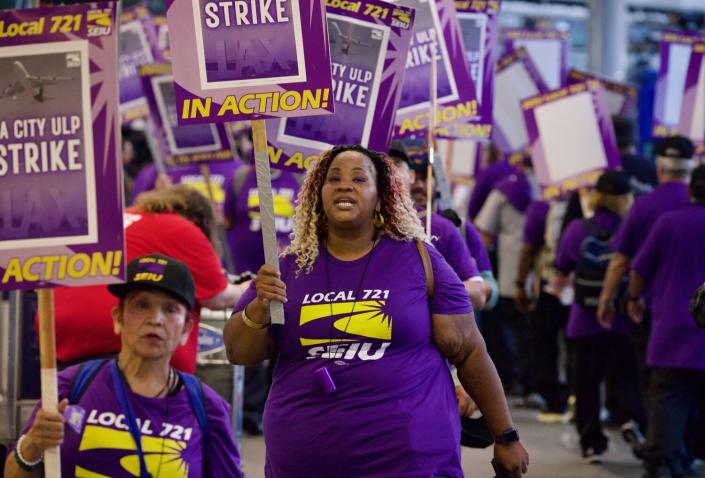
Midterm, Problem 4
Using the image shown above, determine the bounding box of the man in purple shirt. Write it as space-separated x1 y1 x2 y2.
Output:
554 170 645 463
388 143 489 312
597 136 695 428
627 165 705 478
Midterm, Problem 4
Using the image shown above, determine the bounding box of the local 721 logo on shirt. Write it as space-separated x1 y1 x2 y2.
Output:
299 289 392 362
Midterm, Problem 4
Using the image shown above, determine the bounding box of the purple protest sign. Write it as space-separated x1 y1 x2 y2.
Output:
119 5 160 125
392 0 482 139
166 0 334 124
504 29 569 91
140 63 234 167
678 39 705 156
0 3 124 291
492 47 547 157
450 0 501 141
653 31 705 140
567 69 637 117
522 80 620 200
264 0 415 173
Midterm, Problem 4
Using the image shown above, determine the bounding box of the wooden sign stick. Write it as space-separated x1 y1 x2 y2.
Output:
251 119 285 324
37 288 61 477
426 36 439 237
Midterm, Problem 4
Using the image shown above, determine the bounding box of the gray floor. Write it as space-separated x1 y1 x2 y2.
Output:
239 407 705 478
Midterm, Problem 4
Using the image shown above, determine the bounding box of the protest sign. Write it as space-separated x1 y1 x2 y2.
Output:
166 0 334 124
452 0 501 141
522 80 620 199
678 38 705 156
0 3 123 291
140 63 234 167
504 29 569 91
567 69 637 117
119 5 160 125
392 0 482 139
653 31 705 140
437 138 480 184
264 0 415 174
0 5 122 475
493 47 547 156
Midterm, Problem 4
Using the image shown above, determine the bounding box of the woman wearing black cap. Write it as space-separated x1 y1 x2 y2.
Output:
5 255 243 478
552 170 646 463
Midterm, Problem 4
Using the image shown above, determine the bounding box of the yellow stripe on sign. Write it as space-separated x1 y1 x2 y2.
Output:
247 194 295 217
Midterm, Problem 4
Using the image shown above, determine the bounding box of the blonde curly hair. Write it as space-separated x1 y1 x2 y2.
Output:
284 145 425 274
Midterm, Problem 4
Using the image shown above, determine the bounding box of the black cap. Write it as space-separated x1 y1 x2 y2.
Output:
595 170 631 195
612 115 634 149
388 140 411 167
108 254 196 309
654 135 695 160
690 164 705 199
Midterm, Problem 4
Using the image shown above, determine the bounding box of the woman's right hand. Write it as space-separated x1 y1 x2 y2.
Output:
24 399 69 459
248 265 288 322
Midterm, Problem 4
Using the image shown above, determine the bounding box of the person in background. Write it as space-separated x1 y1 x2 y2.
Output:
612 115 658 194
388 143 488 311
121 125 154 201
466 144 515 221
7 255 243 478
628 164 705 478
554 170 645 463
515 197 571 423
224 144 529 477
474 155 536 398
51 185 245 374
597 136 695 422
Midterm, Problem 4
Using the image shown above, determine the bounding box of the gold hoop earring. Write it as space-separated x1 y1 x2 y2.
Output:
373 209 385 228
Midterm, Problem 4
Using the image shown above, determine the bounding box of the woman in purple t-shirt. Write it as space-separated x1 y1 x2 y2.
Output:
225 145 529 478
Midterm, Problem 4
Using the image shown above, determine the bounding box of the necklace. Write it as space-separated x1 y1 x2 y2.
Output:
117 360 175 399
316 233 380 394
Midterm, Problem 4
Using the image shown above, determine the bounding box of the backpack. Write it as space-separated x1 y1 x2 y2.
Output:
573 218 621 310
68 359 211 473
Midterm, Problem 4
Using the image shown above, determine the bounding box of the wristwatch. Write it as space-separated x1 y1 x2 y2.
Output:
495 428 520 445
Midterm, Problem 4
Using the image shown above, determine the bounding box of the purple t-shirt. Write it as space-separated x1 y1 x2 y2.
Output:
236 235 472 478
466 160 517 220
431 212 480 280
631 204 705 371
463 221 492 273
612 182 689 258
555 210 630 338
523 200 549 246
15 363 242 477
129 161 242 208
495 171 532 214
224 168 300 274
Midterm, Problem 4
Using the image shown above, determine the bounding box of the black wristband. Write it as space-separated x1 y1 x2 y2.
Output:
495 427 520 445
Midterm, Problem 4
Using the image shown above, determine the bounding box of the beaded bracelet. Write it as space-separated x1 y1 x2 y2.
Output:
15 434 44 471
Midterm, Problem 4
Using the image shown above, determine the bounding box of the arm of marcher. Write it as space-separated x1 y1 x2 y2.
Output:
223 266 281 366
464 277 487 311
432 312 529 475
431 312 513 436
